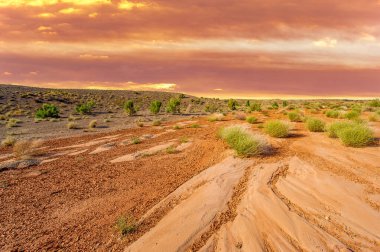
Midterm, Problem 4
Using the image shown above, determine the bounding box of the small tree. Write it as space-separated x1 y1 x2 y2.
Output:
35 103 59 119
166 98 181 114
246 100 250 107
282 100 288 107
228 99 238 110
124 100 136 116
150 100 162 114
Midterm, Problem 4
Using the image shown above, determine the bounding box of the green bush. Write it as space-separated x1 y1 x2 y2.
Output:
218 126 269 157
368 99 380 107
150 100 162 114
124 100 136 116
166 98 181 114
35 104 59 119
288 112 302 122
250 102 262 112
271 101 279 109
306 118 325 132
326 121 355 138
76 101 95 115
282 100 288 107
264 120 290 138
116 216 137 236
344 110 360 120
337 125 374 147
246 116 257 124
228 99 238 110
325 110 340 118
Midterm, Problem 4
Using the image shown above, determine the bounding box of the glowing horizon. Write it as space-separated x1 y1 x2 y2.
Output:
0 0 379 98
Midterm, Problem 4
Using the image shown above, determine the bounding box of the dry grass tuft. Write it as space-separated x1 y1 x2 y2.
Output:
13 139 44 160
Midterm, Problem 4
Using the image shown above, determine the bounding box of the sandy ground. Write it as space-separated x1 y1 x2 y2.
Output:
1 113 379 251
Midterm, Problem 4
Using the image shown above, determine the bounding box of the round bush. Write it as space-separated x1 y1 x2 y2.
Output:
288 112 302 122
326 121 355 138
264 120 290 138
325 110 339 118
35 104 59 119
219 126 269 156
306 118 325 132
337 125 374 147
246 116 257 124
344 110 360 120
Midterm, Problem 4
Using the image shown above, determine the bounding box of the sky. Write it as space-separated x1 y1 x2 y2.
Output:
0 0 380 98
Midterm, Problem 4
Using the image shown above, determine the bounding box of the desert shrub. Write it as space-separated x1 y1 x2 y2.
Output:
234 113 246 120
13 139 43 160
35 103 59 119
325 110 340 118
282 100 288 107
173 125 182 130
205 103 219 113
131 137 141 144
1 136 16 147
67 122 79 129
264 120 290 138
271 101 279 109
228 99 238 110
218 125 269 157
166 146 178 154
116 216 137 236
250 102 262 112
246 116 257 124
189 123 200 128
166 98 181 114
245 100 250 107
288 112 302 122
88 120 97 128
152 120 161 126
179 136 189 143
208 113 224 122
0 114 6 120
337 125 374 147
369 114 378 122
344 110 360 120
124 100 136 116
6 118 19 128
306 118 325 132
149 100 162 114
76 101 95 115
68 115 80 121
326 121 355 138
368 99 380 108
136 121 144 127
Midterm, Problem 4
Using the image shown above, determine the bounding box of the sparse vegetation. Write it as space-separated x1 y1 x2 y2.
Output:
75 101 95 115
1 136 16 147
6 118 20 128
326 121 355 138
136 121 144 127
246 116 257 124
337 124 374 147
150 100 162 114
67 122 79 129
368 99 380 108
369 114 378 122
306 118 325 132
264 120 290 138
173 125 182 130
228 99 238 110
13 139 43 160
344 110 360 120
325 110 340 118
250 102 262 112
88 120 97 128
124 100 136 116
35 104 59 119
218 125 269 157
166 98 181 114
166 146 178 154
116 216 137 236
234 113 246 120
131 137 141 144
152 120 161 126
288 112 302 122
208 113 224 122
189 123 200 128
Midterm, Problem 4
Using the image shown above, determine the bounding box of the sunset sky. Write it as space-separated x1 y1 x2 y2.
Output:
0 0 379 98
